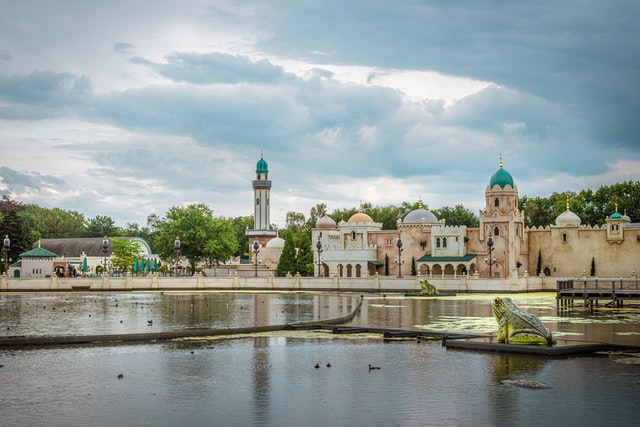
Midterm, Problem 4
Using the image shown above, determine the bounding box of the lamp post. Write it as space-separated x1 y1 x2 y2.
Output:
101 236 110 276
174 237 181 277
485 235 496 277
395 236 404 278
3 235 10 275
253 239 260 277
316 238 323 277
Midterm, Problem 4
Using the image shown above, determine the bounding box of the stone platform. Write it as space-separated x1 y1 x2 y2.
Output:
445 336 609 356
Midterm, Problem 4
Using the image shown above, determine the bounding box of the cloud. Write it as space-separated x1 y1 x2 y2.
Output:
134 52 290 85
0 71 92 118
113 42 135 54
0 1 638 228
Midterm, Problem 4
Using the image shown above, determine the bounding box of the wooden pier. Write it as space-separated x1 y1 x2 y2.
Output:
556 278 640 311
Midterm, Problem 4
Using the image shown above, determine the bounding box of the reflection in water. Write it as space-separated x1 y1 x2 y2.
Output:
253 337 271 423
1 291 639 426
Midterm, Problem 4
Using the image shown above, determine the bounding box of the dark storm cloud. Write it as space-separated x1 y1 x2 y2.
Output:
0 71 91 116
0 166 68 194
254 1 640 149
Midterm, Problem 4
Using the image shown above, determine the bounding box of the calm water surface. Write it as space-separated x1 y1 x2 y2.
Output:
1 291 639 426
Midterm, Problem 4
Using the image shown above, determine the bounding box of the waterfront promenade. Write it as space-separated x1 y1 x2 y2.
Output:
1 271 566 293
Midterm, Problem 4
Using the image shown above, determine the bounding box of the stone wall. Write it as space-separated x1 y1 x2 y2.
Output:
0 272 576 293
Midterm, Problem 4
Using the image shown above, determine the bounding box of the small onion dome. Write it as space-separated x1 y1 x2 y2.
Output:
316 214 337 229
265 237 285 248
404 202 438 224
555 209 581 227
256 155 268 173
610 211 623 219
348 210 373 224
489 157 514 188
622 211 631 222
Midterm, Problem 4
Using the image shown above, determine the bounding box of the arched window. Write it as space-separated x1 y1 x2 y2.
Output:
494 198 500 207
351 231 356 240
436 237 441 248
562 233 567 242
443 237 447 248
494 227 500 236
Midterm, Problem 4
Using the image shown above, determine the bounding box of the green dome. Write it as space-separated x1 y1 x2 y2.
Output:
610 212 622 219
489 162 514 188
256 156 268 173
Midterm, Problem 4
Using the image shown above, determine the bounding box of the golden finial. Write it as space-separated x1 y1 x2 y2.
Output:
566 194 570 211
499 153 503 168
615 202 619 212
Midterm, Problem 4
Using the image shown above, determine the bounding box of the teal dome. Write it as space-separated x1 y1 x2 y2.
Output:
610 212 622 219
256 156 268 173
489 161 514 188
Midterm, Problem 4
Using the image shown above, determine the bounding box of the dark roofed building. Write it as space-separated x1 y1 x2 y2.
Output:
37 237 152 258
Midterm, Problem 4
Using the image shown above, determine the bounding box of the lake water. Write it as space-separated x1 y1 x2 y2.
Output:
1 291 639 426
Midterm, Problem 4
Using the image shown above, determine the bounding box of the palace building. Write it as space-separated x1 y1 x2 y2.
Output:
311 157 640 279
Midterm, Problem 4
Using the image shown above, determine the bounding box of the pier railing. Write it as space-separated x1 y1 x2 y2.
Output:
556 278 640 311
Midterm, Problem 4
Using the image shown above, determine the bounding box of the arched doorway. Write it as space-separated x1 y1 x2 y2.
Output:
322 263 329 277
355 264 362 278
419 264 429 276
444 264 455 276
432 264 442 276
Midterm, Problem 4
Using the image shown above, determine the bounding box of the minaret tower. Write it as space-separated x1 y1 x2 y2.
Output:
253 152 271 230
246 153 277 245
479 155 526 277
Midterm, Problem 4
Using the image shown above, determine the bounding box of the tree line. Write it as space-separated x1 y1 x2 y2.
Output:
520 181 640 228
1 181 638 275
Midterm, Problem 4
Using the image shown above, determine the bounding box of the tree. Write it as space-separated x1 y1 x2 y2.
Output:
155 203 237 275
590 257 596 276
0 197 33 271
203 218 238 266
384 253 389 276
230 215 254 259
411 256 417 276
295 233 314 276
85 215 118 237
110 238 143 275
306 203 327 229
285 211 307 244
536 249 542 276
433 204 479 227
277 230 297 276
20 205 86 239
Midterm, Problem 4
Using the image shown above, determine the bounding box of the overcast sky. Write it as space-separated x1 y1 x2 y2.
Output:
1 1 639 228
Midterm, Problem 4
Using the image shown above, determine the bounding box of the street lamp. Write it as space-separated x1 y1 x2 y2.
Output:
316 238 323 277
395 236 404 278
174 237 181 277
485 235 496 277
253 239 260 277
3 235 10 274
101 236 110 276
